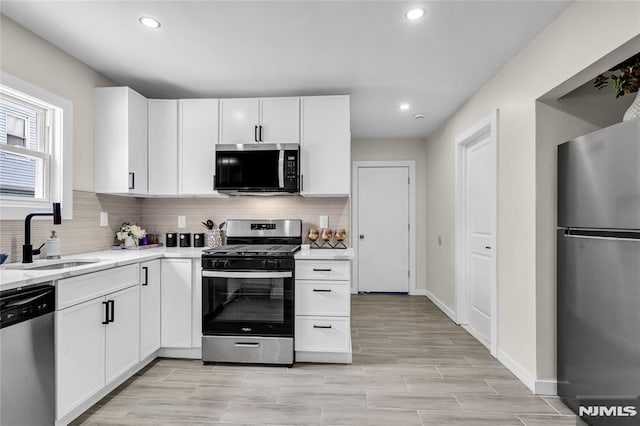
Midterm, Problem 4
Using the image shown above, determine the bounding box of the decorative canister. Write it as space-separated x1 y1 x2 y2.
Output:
193 233 205 247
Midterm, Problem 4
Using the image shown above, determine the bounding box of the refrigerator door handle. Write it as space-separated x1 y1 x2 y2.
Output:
563 229 640 241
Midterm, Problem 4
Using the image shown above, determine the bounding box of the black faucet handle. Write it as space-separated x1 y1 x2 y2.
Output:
33 242 45 256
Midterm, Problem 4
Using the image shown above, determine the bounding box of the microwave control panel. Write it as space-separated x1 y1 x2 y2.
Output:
285 150 299 190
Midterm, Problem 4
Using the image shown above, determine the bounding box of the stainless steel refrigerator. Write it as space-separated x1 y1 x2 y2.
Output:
557 118 640 424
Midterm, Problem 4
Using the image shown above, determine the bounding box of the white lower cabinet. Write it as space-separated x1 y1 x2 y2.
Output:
56 284 140 419
140 260 161 359
191 258 202 348
294 259 352 363
161 258 192 347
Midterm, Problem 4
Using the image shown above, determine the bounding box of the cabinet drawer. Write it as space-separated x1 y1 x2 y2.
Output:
295 316 350 353
295 281 350 316
295 260 350 280
57 264 139 310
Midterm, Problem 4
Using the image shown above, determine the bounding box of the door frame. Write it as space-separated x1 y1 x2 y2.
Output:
454 110 498 357
351 160 416 295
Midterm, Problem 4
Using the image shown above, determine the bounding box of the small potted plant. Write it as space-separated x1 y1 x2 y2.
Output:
594 52 640 121
116 222 146 248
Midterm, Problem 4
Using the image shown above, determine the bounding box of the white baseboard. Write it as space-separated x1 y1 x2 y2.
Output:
410 288 426 296
462 324 490 351
497 349 536 393
424 290 457 323
158 347 202 359
534 379 558 396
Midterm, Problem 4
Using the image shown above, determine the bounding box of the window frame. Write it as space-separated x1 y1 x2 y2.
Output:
0 72 73 220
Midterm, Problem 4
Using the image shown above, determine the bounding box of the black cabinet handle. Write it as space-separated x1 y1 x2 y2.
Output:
313 268 332 272
254 125 258 142
301 174 303 191
485 246 491 250
108 300 115 323
313 325 332 329
102 301 109 324
213 175 216 191
142 266 148 286
259 125 263 142
128 172 135 190
313 289 332 292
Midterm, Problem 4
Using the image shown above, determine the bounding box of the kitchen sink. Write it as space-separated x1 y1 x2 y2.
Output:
3 259 101 270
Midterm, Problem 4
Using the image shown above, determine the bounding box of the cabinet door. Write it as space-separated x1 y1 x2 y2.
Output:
260 97 300 143
140 260 161 359
219 98 260 144
191 258 203 347
180 99 219 194
148 100 178 195
105 286 140 384
127 88 148 195
95 87 131 193
56 297 106 417
161 259 192 347
300 96 351 196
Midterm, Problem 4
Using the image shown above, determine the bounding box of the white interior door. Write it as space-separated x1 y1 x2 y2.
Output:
463 133 496 347
357 166 410 293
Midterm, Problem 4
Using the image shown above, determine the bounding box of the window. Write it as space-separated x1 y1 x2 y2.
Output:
0 72 73 220
0 90 51 199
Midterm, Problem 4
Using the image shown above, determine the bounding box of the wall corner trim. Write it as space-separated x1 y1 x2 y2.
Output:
410 288 426 296
534 380 558 396
425 290 457 323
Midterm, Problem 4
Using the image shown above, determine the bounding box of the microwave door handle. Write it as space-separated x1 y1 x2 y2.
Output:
278 149 285 188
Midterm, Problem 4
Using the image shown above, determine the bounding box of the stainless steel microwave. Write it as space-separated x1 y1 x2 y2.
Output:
214 144 300 195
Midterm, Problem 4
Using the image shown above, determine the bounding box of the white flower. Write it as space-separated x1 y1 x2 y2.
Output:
115 222 146 242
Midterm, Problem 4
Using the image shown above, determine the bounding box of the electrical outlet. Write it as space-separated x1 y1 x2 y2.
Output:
178 215 186 228
100 212 108 227
319 215 329 228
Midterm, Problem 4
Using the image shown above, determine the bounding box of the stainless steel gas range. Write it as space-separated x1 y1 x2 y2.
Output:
201 219 301 365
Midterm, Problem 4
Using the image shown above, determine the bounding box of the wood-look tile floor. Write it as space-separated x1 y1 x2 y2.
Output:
72 295 582 425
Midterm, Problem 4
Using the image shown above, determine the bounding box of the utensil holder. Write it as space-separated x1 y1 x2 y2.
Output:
207 229 222 248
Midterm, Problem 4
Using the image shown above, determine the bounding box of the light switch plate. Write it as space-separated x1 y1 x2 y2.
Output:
100 212 108 227
178 216 186 228
319 215 329 228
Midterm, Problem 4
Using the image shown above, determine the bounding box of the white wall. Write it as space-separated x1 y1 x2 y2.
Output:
352 138 427 291
0 14 113 192
424 1 640 385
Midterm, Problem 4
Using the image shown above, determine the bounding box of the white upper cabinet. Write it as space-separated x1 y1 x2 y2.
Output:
148 99 178 195
219 97 299 144
300 95 351 196
95 87 148 195
259 97 300 143
179 99 219 195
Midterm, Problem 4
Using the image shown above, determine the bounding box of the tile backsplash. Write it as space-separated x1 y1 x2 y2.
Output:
0 192 349 263
0 191 142 263
141 196 350 246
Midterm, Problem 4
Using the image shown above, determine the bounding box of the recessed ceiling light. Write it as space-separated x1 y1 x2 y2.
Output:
405 7 425 21
400 103 410 111
139 16 161 29
413 113 425 120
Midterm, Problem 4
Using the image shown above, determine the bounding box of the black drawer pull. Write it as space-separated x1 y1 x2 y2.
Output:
313 268 332 272
313 325 332 329
313 289 332 292
108 300 115 323
142 266 148 286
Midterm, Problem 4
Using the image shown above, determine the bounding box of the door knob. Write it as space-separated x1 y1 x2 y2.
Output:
359 235 365 239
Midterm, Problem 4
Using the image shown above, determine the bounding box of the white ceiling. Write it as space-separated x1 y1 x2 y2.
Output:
1 1 571 139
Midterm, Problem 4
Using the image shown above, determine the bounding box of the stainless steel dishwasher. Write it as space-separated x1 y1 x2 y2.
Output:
1 283 55 426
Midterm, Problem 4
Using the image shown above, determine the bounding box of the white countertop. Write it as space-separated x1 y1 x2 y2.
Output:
0 247 207 291
1 246 354 291
294 248 354 260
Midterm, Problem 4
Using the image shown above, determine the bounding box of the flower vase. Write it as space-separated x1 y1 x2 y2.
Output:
623 91 640 121
207 229 222 248
124 236 136 248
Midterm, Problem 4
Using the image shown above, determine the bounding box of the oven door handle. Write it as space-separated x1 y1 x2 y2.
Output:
202 271 293 279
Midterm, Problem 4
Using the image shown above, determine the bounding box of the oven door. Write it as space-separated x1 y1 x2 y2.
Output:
202 270 294 337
